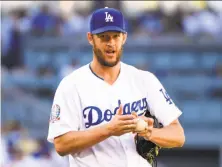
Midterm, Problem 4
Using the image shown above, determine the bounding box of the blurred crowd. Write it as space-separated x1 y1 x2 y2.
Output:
1 2 222 39
1 120 69 167
1 2 222 72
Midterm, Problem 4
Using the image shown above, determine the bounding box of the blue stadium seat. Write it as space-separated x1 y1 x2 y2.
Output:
201 53 222 69
24 50 38 70
181 101 202 122
152 53 172 70
1 101 25 122
24 51 51 70
79 53 92 65
53 52 71 70
122 53 147 66
5 74 59 90
170 53 196 70
210 77 222 89
37 52 51 65
161 75 211 93
1 97 52 139
181 100 221 125
201 100 222 123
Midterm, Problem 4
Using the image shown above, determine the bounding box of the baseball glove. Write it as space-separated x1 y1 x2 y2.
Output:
135 109 163 167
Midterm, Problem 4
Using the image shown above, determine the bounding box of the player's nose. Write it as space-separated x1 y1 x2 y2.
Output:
106 37 115 46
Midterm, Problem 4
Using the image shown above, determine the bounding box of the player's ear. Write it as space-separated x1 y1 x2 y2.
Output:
87 32 94 46
122 33 127 45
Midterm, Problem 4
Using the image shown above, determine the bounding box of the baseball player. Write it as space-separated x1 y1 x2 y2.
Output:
47 7 185 167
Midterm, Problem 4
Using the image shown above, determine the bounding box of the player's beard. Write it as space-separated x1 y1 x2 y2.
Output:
93 43 123 67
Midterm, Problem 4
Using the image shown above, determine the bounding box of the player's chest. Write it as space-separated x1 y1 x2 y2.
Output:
77 82 148 128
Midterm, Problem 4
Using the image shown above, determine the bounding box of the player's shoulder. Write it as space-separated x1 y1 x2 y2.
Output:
122 62 163 90
122 62 156 80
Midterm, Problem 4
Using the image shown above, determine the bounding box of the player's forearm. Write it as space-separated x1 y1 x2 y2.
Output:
149 123 185 148
54 124 111 156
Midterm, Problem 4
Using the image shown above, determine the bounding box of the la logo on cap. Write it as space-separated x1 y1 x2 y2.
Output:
105 7 113 22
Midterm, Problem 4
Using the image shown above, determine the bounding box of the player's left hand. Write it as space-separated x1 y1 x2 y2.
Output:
131 112 154 141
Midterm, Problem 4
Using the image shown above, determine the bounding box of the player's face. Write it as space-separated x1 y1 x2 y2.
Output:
90 31 127 67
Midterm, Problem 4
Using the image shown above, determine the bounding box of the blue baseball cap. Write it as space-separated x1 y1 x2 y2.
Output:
90 7 127 34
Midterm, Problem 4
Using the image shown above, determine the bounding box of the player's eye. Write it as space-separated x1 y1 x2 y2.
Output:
99 34 105 38
114 34 120 38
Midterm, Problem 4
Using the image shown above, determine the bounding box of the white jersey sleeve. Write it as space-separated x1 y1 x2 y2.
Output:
47 77 81 143
144 72 182 126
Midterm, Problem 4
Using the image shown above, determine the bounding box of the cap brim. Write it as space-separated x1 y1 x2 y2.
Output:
91 26 126 34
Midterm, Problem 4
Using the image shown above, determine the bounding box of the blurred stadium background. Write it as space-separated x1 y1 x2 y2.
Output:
1 1 222 167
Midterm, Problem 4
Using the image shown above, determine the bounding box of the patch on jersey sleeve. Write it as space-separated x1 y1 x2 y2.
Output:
50 104 61 123
159 88 173 105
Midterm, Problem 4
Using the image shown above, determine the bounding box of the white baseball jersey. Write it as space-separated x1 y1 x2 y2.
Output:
47 62 182 167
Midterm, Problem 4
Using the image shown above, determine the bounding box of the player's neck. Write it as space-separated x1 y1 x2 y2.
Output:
90 60 121 85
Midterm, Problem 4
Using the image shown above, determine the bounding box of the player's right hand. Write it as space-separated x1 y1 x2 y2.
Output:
106 105 137 136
